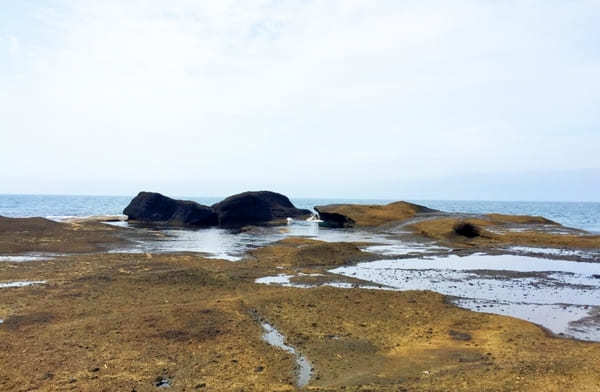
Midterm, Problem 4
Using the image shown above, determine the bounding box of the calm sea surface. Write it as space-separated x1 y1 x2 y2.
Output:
0 194 599 233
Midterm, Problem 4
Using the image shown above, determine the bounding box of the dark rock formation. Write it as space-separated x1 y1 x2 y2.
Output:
123 192 217 226
314 207 355 228
453 222 481 238
123 191 310 227
212 191 311 227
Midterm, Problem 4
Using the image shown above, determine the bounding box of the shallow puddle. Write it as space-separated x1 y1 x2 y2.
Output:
109 220 408 260
0 281 46 288
0 254 57 262
361 242 449 257
330 254 600 341
261 321 311 387
256 274 382 290
508 246 600 261
453 299 599 340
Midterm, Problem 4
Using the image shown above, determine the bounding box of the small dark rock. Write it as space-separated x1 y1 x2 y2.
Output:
41 372 54 380
453 222 481 238
154 376 171 388
89 367 100 373
255 366 264 372
195 383 206 389
314 207 355 228
449 330 472 341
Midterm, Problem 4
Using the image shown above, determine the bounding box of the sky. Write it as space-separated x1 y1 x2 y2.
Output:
1 0 599 201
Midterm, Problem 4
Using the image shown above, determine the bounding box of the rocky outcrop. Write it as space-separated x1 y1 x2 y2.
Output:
212 191 311 227
314 208 355 228
315 201 437 228
123 191 310 227
123 192 217 226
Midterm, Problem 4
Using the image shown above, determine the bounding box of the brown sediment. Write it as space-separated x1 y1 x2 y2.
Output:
485 213 557 225
409 216 600 249
2 218 600 390
0 233 599 391
315 201 436 227
0 216 134 254
253 287 600 391
246 237 378 267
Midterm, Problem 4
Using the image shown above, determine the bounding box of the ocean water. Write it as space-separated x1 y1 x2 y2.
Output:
0 194 599 233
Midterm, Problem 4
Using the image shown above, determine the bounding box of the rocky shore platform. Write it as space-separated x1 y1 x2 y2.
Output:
1 195 600 391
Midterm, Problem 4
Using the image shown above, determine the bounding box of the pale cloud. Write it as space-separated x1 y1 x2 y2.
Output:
7 35 19 55
1 0 599 199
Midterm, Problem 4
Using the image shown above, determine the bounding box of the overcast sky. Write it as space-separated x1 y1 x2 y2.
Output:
1 1 599 201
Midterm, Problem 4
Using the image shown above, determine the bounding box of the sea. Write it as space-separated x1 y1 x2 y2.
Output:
0 194 599 233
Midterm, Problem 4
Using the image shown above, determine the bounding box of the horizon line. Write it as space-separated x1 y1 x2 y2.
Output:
0 192 599 204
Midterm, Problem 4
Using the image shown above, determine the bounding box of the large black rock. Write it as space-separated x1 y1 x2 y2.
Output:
123 192 217 226
212 191 311 227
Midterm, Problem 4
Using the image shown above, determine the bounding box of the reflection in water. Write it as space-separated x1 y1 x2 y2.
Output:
109 220 403 260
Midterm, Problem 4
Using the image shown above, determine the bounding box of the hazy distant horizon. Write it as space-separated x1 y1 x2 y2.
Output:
2 166 600 203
